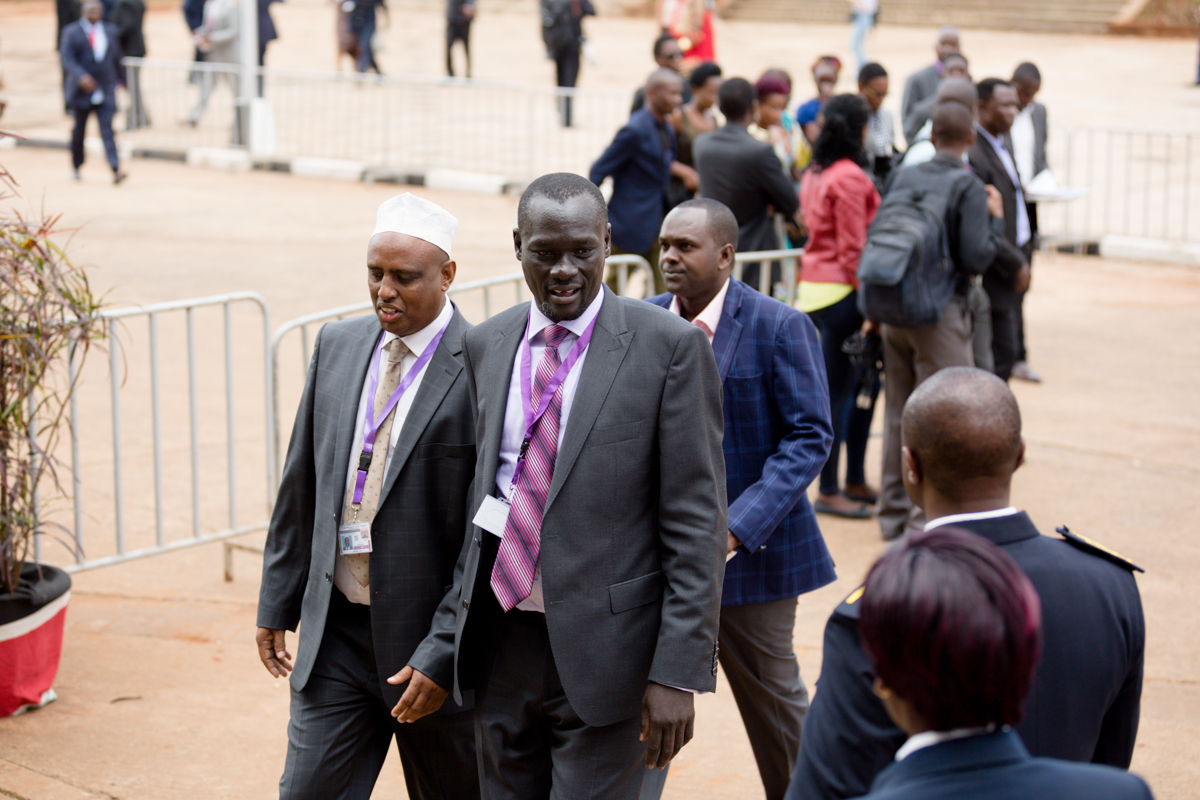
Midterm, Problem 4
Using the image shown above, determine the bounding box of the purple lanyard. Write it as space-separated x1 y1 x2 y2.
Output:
351 320 450 506
509 315 598 489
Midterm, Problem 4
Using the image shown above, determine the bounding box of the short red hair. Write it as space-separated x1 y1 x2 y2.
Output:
858 527 1043 731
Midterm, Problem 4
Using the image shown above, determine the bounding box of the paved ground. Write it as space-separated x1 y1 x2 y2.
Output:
2 3 1200 799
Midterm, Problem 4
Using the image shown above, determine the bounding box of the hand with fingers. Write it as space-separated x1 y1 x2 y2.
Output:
256 627 294 678
640 683 695 770
388 666 449 723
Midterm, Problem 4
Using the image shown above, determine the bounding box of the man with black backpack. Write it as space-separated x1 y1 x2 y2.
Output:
540 0 594 126
859 101 1021 541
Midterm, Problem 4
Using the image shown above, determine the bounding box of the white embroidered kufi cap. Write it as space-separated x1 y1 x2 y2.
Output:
371 193 458 259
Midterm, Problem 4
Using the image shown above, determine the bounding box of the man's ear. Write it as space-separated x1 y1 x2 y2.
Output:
440 259 457 293
1014 437 1026 473
718 243 735 273
512 227 522 261
902 446 921 485
604 222 612 257
967 128 977 146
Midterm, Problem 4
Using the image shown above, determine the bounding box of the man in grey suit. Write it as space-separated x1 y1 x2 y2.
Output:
900 26 961 146
1008 61 1048 384
256 194 479 800
402 172 728 799
693 77 799 292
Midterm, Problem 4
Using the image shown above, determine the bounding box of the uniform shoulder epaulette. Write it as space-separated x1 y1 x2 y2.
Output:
833 585 865 620
1056 526 1144 573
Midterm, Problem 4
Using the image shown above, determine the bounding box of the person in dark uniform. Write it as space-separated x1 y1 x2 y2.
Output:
851 526 1154 800
540 0 593 127
111 0 148 129
445 0 475 77
784 366 1146 800
56 0 83 113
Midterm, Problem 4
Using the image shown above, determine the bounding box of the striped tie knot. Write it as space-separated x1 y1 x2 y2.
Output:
543 324 571 350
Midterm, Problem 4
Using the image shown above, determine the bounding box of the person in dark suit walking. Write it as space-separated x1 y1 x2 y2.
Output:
405 172 728 799
56 0 82 113
644 199 834 800
111 0 148 129
900 26 960 145
851 524 1152 800
969 78 1032 382
540 0 594 127
445 0 475 77
1008 62 1048 384
785 367 1146 800
257 0 281 94
60 0 126 184
692 77 799 291
256 194 479 800
590 68 683 297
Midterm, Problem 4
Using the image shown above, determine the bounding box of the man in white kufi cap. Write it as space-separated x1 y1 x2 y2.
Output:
257 193 481 800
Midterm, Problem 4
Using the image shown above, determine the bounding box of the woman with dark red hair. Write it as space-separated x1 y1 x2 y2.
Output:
855 527 1154 800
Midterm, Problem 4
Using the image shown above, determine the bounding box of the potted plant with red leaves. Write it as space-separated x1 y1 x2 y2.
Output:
0 153 103 717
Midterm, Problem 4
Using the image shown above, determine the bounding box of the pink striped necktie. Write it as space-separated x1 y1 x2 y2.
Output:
491 324 571 611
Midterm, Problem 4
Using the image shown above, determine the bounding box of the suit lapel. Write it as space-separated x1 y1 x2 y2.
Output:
332 317 384 514
377 307 469 506
544 289 631 513
482 306 528 493
710 279 744 383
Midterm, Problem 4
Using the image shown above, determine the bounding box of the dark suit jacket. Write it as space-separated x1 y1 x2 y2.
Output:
863 730 1153 800
409 288 728 728
59 20 124 110
257 308 477 710
647 278 835 605
968 131 1030 308
693 123 799 253
589 108 676 254
111 0 146 58
259 0 280 46
785 512 1146 800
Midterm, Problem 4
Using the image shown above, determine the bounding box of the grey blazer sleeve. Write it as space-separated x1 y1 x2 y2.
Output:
257 326 323 631
649 323 728 691
758 144 800 217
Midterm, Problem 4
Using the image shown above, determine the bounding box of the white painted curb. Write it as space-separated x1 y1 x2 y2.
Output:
1099 235 1200 268
185 147 252 172
425 168 508 196
290 157 366 181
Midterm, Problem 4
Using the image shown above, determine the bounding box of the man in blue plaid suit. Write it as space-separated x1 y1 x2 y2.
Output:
645 198 835 800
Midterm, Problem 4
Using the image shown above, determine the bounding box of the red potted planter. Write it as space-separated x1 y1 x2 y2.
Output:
0 563 71 717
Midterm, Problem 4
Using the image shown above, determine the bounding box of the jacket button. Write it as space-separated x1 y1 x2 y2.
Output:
461 599 470 610
475 537 482 548
325 572 331 582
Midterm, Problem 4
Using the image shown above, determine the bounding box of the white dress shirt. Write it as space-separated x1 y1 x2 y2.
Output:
493 290 605 613
78 19 107 104
334 299 454 604
924 506 1018 531
1010 105 1037 186
975 124 1031 247
895 725 997 761
668 278 729 344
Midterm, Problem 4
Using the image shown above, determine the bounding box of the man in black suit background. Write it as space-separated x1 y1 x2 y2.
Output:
445 0 475 77
1008 62 1049 384
111 0 148 129
256 194 479 800
60 0 126 183
786 367 1145 800
692 77 799 291
969 78 1031 382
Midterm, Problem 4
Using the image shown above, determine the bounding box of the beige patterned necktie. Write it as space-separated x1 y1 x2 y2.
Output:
342 337 411 587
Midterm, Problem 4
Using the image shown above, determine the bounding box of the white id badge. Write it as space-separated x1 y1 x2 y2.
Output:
338 522 373 554
472 495 511 537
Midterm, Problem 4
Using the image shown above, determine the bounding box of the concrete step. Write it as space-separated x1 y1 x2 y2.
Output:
724 0 1129 32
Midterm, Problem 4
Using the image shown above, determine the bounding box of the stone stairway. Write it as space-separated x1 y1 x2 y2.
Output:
722 0 1132 33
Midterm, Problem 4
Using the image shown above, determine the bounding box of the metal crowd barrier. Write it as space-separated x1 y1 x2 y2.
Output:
30 293 273 573
119 58 629 181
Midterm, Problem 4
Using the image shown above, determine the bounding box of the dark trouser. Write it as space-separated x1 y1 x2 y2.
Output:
446 18 472 77
551 46 580 127
258 42 269 96
279 591 479 800
608 244 665 297
476 609 648 800
125 64 151 130
967 278 993 373
354 16 380 73
877 294 974 540
71 101 120 172
807 291 877 496
638 597 807 800
989 240 1034 381
1016 202 1038 364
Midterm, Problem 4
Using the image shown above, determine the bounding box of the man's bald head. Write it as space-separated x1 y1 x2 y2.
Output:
902 368 1022 498
931 101 974 146
935 76 978 112
645 68 684 119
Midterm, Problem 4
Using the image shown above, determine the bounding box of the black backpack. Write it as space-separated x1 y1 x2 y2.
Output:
541 0 577 52
857 168 975 327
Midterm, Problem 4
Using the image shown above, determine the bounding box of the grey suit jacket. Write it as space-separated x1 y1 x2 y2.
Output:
257 307 477 709
693 124 799 254
1027 102 1049 178
901 63 941 146
408 288 728 728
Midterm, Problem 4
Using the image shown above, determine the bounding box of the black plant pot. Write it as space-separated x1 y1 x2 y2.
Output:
0 562 72 716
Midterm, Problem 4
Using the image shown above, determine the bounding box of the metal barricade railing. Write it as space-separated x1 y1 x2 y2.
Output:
33 293 274 573
735 248 803 303
119 59 629 182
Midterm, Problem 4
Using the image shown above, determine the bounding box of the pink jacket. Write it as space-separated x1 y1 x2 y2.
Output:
799 158 880 288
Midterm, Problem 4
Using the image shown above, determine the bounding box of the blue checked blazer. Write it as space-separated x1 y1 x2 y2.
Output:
650 278 836 605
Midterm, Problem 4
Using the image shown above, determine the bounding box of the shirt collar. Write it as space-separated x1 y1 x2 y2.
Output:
527 286 605 343
895 725 997 761
81 18 98 33
668 278 730 340
382 297 454 354
975 123 1007 152
925 507 1019 531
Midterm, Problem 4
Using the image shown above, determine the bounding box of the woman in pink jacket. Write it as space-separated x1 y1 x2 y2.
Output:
799 93 881 519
